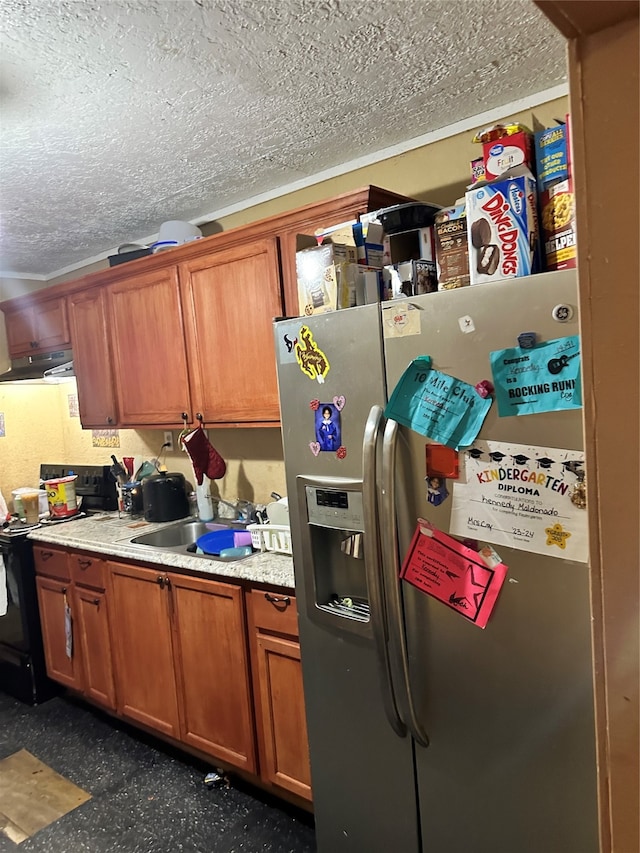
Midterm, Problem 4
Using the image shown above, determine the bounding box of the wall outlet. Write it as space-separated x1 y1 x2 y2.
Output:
163 431 174 453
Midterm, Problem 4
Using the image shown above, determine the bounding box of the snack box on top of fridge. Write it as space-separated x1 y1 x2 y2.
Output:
434 205 470 290
534 123 570 189
296 236 358 316
539 176 577 271
465 169 540 285
482 130 535 181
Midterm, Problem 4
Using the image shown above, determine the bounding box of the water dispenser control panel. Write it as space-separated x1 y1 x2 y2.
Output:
305 486 363 532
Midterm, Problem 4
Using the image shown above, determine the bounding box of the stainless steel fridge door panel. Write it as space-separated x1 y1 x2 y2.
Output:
381 270 598 851
299 621 420 853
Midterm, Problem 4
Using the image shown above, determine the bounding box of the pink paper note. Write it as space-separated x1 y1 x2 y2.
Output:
400 524 508 629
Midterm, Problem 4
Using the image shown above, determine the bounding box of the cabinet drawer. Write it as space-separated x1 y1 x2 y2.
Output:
249 589 298 637
33 545 70 581
69 552 105 589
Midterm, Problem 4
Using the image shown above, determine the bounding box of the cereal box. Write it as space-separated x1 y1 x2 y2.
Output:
535 124 569 189
539 177 577 270
465 172 540 285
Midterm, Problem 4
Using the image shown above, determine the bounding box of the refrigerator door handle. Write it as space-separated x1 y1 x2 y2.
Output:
363 405 407 738
381 416 430 748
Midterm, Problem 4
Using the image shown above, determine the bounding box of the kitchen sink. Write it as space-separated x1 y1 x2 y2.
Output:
128 518 252 562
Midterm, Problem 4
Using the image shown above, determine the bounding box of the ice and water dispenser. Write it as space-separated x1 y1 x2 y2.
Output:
297 477 376 638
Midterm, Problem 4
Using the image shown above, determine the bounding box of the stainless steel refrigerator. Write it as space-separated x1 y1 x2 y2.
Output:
274 269 598 853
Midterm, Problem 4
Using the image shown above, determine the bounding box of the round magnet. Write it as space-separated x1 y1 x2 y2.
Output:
552 303 574 322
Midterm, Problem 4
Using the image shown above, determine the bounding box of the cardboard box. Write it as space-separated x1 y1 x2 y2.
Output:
539 177 577 271
465 171 540 284
355 267 382 305
482 131 534 181
384 260 437 298
296 234 358 315
534 124 569 189
471 157 486 185
434 205 470 290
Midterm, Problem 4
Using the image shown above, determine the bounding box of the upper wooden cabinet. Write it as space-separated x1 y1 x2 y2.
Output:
4 295 70 357
108 266 193 427
2 186 410 428
68 288 118 428
180 238 282 424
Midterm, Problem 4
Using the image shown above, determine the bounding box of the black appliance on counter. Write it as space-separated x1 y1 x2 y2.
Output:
142 471 189 522
0 464 118 705
40 463 118 513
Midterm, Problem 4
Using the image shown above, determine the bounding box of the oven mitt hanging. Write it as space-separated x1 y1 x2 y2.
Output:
183 428 227 485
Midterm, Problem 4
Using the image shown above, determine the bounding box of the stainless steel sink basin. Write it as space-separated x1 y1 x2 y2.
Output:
129 519 252 562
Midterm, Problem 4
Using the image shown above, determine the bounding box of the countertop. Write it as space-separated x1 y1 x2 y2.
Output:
27 513 296 589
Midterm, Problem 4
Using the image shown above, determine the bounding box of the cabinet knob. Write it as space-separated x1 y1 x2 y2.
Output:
78 559 92 570
41 551 53 561
196 412 203 423
92 598 100 606
181 412 189 422
157 575 165 588
106 416 114 424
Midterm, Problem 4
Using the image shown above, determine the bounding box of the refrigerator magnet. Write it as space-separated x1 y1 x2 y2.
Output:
425 443 459 479
313 403 342 453
426 477 449 507
294 325 330 383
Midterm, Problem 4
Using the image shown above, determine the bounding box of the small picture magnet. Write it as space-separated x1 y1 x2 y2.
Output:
315 403 342 452
426 476 449 507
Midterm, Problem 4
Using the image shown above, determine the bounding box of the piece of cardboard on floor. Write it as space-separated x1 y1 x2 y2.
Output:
0 748 91 843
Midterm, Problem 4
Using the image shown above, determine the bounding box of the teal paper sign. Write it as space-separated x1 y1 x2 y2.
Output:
490 336 582 417
385 356 492 450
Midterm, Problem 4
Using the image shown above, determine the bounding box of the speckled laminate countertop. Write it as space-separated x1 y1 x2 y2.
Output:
27 513 296 589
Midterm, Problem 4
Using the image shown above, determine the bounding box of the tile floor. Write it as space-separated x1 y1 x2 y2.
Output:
0 692 316 853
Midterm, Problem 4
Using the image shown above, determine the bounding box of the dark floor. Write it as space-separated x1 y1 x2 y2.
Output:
0 692 316 853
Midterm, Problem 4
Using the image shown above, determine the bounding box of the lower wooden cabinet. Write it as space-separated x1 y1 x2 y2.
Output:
34 546 116 710
170 573 256 772
35 575 82 690
108 562 181 738
34 545 311 806
247 590 312 801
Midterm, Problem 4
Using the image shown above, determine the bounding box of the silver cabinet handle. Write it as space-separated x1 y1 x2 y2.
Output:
381 417 430 748
363 405 406 738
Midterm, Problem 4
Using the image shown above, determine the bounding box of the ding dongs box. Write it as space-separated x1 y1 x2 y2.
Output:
465 170 540 285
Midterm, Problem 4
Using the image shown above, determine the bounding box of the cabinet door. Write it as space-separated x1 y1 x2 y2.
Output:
248 591 312 800
35 576 82 690
74 587 116 709
108 267 193 426
68 288 118 428
169 573 256 772
180 238 283 424
108 562 180 737
4 297 70 356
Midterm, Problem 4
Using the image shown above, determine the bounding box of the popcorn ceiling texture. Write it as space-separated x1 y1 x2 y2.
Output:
0 0 567 277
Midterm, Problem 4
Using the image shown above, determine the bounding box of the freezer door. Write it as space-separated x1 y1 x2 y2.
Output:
381 271 599 852
274 306 420 853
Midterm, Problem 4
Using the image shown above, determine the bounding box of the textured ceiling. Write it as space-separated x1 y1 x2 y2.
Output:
0 0 567 279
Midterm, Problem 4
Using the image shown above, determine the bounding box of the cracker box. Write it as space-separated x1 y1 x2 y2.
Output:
434 205 470 290
534 124 569 189
539 177 577 271
465 172 539 284
482 131 534 181
295 235 357 315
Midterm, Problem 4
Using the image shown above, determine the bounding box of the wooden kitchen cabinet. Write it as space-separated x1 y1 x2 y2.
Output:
34 546 116 708
3 295 70 357
68 287 118 428
108 561 181 738
69 552 116 710
35 575 82 690
247 589 312 801
179 237 282 424
169 573 256 772
108 266 193 427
